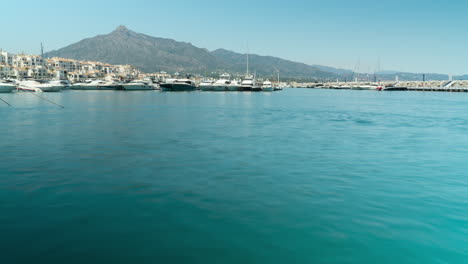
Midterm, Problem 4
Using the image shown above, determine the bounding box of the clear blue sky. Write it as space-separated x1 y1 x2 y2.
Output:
2 0 468 74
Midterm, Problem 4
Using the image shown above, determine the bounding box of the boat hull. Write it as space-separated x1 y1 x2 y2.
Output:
0 85 16 93
118 84 154 91
98 85 120 90
351 86 377 90
251 86 262 92
40 86 63 92
239 85 252 91
199 85 213 91
262 87 274 92
227 86 239 91
382 87 408 91
72 85 98 90
212 85 229 91
18 86 62 92
160 83 197 91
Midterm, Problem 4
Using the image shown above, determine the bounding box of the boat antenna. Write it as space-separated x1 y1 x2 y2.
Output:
41 42 44 58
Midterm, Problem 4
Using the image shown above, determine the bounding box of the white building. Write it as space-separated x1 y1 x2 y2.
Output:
47 57 81 73
0 51 14 65
0 65 13 77
27 66 50 79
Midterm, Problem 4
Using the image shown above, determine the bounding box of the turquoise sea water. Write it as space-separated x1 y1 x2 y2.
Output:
1 89 468 263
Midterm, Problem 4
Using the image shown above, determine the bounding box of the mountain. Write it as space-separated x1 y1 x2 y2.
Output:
45 26 458 81
45 26 219 74
45 26 343 80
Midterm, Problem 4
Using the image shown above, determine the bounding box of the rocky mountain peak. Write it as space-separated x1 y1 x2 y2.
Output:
113 25 130 33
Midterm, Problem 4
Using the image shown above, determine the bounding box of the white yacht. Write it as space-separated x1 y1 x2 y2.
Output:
351 84 378 90
239 52 259 91
50 80 71 89
199 79 214 91
228 79 240 91
240 74 255 91
73 80 100 90
0 80 16 93
118 80 154 91
72 80 118 90
262 80 273 91
17 80 63 92
212 73 232 91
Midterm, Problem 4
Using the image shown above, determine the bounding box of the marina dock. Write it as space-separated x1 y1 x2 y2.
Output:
291 80 468 93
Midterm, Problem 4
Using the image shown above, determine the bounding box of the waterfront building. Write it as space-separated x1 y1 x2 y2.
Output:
0 49 143 81
27 66 49 79
0 65 13 78
0 51 14 65
47 57 81 73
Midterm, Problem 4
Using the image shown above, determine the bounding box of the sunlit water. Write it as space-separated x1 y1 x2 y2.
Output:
1 89 468 263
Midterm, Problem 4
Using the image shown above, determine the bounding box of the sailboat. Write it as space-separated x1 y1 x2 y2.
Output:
240 52 258 91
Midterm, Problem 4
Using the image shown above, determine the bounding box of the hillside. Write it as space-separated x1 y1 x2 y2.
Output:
45 26 219 74
45 26 342 80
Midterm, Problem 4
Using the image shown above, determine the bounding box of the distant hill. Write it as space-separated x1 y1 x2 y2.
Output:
45 26 343 81
45 26 219 74
45 26 464 81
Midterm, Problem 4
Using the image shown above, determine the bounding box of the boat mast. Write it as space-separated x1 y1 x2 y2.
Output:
246 53 249 75
246 43 250 76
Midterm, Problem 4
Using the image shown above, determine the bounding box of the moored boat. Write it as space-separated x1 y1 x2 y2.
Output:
239 75 255 91
0 81 16 93
262 80 273 91
160 79 197 91
227 79 240 91
117 80 155 91
17 80 63 92
351 84 378 90
199 79 214 91
72 80 113 90
212 73 232 91
382 86 408 91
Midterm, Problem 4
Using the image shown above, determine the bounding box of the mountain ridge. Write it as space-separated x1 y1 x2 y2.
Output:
44 26 343 81
44 26 465 81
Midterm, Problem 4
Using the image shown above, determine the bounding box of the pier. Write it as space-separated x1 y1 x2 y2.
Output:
291 80 468 93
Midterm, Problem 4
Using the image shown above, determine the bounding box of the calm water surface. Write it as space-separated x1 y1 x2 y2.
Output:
1 89 468 263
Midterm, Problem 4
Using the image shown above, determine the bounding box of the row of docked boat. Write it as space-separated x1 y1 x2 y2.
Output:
1 73 282 93
326 84 408 91
72 80 157 91
0 79 158 93
0 79 71 93
160 73 277 92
